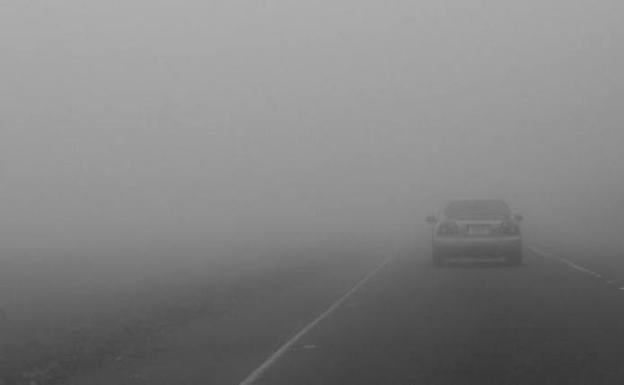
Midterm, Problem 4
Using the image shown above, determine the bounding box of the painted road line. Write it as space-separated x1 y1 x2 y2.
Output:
530 247 609 282
239 255 394 385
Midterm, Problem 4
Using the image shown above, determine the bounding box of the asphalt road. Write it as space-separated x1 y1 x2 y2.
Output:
250 247 624 385
66 245 624 385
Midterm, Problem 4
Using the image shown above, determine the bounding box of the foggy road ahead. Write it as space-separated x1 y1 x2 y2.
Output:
5 2 624 384
66 245 624 385
247 247 624 385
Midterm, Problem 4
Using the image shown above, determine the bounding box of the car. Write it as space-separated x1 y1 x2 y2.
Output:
426 199 523 266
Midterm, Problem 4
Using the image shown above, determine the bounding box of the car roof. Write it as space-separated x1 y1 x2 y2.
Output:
441 199 511 219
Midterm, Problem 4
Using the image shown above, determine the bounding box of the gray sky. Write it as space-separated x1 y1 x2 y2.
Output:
1 0 623 256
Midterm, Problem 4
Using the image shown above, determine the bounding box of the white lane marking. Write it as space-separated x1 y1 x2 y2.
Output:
529 247 606 280
239 256 394 385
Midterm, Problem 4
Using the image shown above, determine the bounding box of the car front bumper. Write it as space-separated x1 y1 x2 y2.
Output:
433 236 522 258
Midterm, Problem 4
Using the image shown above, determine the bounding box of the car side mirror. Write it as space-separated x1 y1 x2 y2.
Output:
514 214 523 222
426 215 437 224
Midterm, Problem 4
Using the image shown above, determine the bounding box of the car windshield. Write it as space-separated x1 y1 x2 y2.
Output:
444 200 511 220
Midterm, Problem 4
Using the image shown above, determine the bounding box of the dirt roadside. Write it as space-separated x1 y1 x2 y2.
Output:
2 245 390 385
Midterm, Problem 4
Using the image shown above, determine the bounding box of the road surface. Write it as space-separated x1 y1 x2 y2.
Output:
69 245 624 385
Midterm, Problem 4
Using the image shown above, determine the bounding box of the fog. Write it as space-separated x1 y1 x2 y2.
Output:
2 0 623 260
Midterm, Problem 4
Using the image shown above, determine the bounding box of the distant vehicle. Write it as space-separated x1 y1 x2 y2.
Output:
426 199 523 266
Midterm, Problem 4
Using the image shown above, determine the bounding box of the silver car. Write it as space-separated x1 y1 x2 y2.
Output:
426 199 523 266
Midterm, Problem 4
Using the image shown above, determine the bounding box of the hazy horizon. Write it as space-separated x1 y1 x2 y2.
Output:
2 0 623 258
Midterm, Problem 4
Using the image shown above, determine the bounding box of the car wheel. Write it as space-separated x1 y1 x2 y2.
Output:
432 247 445 267
505 247 523 266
